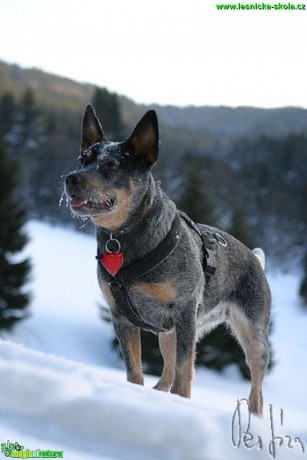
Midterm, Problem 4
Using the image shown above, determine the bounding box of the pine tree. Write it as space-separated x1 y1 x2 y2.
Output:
0 133 31 330
176 154 216 225
92 87 123 139
14 88 45 211
299 250 307 306
0 92 16 141
228 203 256 249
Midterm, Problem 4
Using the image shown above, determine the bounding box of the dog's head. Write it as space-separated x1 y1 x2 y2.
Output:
65 104 159 231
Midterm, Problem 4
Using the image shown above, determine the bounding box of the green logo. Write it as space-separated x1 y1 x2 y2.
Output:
1 441 63 458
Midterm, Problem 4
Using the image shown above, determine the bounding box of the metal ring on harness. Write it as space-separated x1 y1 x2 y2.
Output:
214 232 228 247
105 235 121 254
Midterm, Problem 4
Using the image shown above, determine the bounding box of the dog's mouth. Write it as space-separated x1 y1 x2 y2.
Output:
69 194 116 215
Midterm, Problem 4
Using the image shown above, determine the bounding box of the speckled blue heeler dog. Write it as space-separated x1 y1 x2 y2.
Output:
65 105 271 416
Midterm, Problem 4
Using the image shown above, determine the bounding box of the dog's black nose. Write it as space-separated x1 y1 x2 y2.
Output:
66 173 82 188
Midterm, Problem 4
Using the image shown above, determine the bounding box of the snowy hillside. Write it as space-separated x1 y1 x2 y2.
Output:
0 221 306 460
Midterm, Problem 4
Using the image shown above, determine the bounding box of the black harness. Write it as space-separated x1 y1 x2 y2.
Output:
96 211 226 332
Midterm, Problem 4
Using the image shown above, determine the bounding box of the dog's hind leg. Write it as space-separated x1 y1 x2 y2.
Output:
153 329 176 392
228 307 270 416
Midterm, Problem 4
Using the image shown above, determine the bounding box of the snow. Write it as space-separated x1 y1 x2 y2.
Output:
0 221 306 460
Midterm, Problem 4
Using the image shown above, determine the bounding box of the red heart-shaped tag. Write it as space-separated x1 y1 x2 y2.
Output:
101 253 124 275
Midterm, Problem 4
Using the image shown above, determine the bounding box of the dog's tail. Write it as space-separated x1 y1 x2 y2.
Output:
252 248 266 270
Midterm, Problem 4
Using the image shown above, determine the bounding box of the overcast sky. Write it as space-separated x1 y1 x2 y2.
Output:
0 0 306 108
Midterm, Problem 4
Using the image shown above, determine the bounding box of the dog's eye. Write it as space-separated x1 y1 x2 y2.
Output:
100 159 119 172
78 150 95 168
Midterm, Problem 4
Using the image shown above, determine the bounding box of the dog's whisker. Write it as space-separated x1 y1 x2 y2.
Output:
58 189 70 208
58 190 65 207
78 218 90 229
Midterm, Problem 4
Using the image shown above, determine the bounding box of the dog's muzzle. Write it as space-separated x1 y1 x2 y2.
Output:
65 172 116 215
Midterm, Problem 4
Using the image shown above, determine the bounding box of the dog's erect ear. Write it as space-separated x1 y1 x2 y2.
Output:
81 104 108 151
126 110 159 166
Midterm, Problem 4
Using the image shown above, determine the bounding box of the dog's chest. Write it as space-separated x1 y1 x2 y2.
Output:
131 280 177 306
99 274 177 329
96 220 205 330
100 276 176 308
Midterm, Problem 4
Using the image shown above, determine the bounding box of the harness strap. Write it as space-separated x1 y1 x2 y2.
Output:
97 211 222 331
112 213 182 287
178 210 217 278
109 283 162 332
97 213 182 332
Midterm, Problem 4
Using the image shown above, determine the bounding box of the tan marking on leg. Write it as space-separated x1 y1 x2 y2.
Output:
124 327 144 385
228 307 267 416
91 180 137 232
171 356 194 398
248 354 264 416
133 281 176 304
99 280 115 309
154 330 176 392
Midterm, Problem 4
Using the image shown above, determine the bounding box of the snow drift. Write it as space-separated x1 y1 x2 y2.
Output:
0 221 306 460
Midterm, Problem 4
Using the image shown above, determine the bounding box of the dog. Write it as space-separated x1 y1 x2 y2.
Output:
64 104 271 415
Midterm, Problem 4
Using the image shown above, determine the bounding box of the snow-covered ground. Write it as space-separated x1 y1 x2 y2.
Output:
0 221 306 460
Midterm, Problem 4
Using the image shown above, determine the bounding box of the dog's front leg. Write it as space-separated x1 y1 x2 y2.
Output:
112 314 144 386
170 306 197 398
